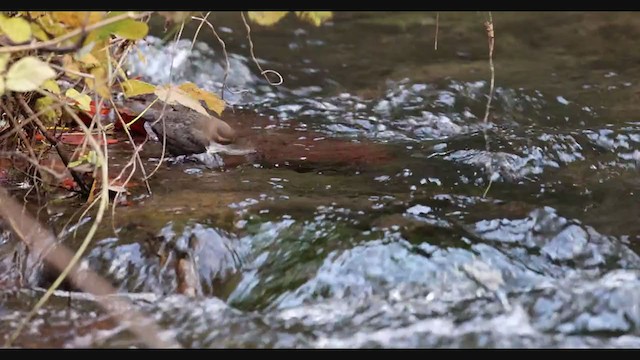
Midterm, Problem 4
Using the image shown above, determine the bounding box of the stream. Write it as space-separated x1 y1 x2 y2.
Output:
3 11 640 348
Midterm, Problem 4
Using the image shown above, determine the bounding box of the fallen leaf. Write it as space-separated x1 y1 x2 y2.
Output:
0 77 4 96
247 11 289 26
60 177 77 190
0 14 32 43
5 56 56 92
154 85 209 116
178 82 225 115
65 89 92 112
122 79 156 97
295 12 333 27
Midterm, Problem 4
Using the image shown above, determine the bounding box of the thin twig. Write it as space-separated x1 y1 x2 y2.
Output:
0 12 152 53
434 12 440 50
17 97 92 197
144 21 186 182
0 151 67 180
482 12 496 198
189 12 209 54
0 102 65 143
108 97 152 195
240 12 284 86
0 104 45 203
191 14 231 100
49 63 95 80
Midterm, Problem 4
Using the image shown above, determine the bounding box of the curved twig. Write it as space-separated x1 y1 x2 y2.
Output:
240 11 284 87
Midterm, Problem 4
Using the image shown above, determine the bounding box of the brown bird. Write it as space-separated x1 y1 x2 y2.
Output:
120 97 237 156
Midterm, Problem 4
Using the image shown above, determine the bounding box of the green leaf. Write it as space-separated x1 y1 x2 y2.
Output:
295 12 333 27
5 56 56 92
41 79 60 94
30 22 49 41
0 53 9 72
35 96 62 124
122 79 156 97
247 12 289 26
86 18 148 43
67 159 84 168
0 14 32 43
112 19 148 40
65 88 91 112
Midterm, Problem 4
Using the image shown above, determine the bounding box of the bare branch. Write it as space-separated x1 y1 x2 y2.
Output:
0 186 179 348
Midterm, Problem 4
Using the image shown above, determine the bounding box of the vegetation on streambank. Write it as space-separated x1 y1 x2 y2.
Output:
0 11 332 347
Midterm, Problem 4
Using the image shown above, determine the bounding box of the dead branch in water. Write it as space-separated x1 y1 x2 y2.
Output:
0 186 179 348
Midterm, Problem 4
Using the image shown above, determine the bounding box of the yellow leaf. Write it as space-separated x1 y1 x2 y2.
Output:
65 88 92 112
154 85 209 117
62 54 81 80
294 12 333 27
30 22 48 41
51 12 105 28
136 47 146 65
74 42 96 62
122 79 156 97
36 14 66 38
27 12 47 19
0 14 32 43
42 79 60 94
67 159 85 168
78 52 100 66
247 11 289 26
114 62 127 81
0 53 9 72
35 97 62 124
88 39 110 67
85 66 110 99
178 82 225 116
5 56 56 92
0 77 4 96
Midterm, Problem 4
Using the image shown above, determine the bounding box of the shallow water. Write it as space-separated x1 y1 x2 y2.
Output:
3 11 640 348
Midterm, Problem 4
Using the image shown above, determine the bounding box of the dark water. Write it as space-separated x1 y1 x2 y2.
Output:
3 11 640 348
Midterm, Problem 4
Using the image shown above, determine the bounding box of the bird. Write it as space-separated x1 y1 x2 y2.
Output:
119 96 237 156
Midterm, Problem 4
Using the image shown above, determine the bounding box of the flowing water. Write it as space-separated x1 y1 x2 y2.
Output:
3 11 640 348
